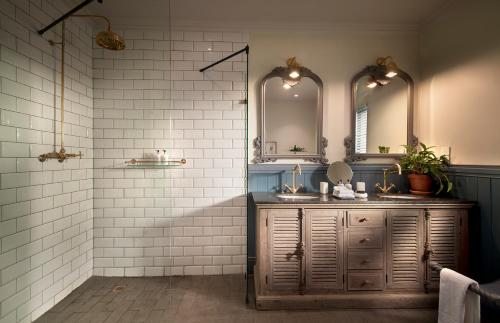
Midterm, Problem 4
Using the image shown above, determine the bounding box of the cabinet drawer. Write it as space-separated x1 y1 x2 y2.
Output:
348 210 385 227
348 272 384 291
348 251 384 270
347 229 384 249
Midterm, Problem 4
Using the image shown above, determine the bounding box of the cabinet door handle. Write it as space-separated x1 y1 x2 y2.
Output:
360 238 371 243
359 217 368 222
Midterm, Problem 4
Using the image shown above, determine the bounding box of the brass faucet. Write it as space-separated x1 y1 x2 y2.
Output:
375 163 402 193
284 164 303 194
38 148 82 163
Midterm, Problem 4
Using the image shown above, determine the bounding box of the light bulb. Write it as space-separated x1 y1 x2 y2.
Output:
385 62 398 78
283 83 291 90
293 94 299 98
378 78 391 86
289 70 300 79
386 71 397 78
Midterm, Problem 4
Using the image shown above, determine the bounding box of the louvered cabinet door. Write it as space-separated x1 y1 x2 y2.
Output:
305 209 344 290
386 210 424 290
267 209 301 291
428 210 461 288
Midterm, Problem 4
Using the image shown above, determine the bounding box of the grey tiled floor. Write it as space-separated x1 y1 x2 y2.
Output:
35 275 437 323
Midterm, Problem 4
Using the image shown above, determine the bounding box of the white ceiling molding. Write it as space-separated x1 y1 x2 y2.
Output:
171 19 420 34
86 0 453 34
99 18 420 35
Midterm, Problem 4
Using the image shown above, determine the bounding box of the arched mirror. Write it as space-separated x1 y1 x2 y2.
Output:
345 57 418 162
254 58 328 164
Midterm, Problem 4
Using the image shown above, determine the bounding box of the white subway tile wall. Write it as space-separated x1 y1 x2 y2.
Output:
92 29 248 277
0 1 94 322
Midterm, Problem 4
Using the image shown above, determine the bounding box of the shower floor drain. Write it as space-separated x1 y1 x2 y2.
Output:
112 285 126 292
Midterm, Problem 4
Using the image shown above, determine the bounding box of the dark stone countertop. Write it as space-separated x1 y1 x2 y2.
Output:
250 192 474 207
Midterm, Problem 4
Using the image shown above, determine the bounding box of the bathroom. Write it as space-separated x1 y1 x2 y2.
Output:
0 0 499 322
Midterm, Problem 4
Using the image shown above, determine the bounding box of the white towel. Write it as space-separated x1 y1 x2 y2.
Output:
333 185 347 191
333 186 354 194
332 191 355 200
438 268 480 323
354 192 368 199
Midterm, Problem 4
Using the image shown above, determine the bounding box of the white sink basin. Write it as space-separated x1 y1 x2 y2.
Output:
378 194 426 200
275 193 320 200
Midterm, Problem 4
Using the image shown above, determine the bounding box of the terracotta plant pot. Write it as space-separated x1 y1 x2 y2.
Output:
408 174 433 195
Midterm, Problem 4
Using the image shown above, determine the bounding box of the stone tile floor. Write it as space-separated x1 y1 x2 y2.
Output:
35 275 437 323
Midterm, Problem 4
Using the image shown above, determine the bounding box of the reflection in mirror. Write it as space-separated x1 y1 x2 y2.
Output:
345 59 416 162
354 76 408 154
264 77 319 155
254 60 327 164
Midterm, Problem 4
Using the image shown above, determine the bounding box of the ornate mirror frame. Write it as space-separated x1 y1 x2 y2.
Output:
344 65 418 162
253 66 328 164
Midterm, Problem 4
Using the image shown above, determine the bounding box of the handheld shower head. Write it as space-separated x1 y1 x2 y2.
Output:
72 14 125 50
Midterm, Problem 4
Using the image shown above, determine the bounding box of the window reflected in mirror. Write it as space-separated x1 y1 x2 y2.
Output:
354 75 408 155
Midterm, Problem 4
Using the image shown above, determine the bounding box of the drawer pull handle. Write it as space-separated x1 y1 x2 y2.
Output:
360 238 371 243
359 217 368 222
362 259 370 264
362 280 372 286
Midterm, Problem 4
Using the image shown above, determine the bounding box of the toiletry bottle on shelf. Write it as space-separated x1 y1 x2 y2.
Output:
161 149 167 163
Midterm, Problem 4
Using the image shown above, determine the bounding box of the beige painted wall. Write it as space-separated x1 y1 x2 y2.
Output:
248 30 419 163
419 0 500 165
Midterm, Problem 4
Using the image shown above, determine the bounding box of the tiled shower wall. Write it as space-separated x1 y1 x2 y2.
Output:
0 1 94 322
93 30 248 276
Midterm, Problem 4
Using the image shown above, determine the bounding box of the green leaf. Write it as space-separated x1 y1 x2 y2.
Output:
399 142 453 195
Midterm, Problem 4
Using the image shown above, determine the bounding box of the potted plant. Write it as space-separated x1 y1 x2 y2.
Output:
399 143 453 195
289 145 305 153
378 145 390 154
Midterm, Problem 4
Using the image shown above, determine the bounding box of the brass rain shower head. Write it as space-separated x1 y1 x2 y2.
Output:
73 14 126 50
96 28 125 50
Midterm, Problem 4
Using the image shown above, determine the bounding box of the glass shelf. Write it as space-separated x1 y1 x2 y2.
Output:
124 158 186 168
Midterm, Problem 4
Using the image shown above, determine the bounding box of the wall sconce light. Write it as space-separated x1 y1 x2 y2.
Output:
281 57 302 89
287 57 301 79
376 56 399 78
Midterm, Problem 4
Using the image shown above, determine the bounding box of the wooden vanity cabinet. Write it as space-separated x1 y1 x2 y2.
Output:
305 209 344 291
427 209 468 289
259 209 343 293
346 210 386 292
265 209 301 291
254 204 470 310
386 209 424 290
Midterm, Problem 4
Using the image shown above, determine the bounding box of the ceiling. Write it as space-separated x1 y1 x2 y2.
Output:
87 0 454 31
